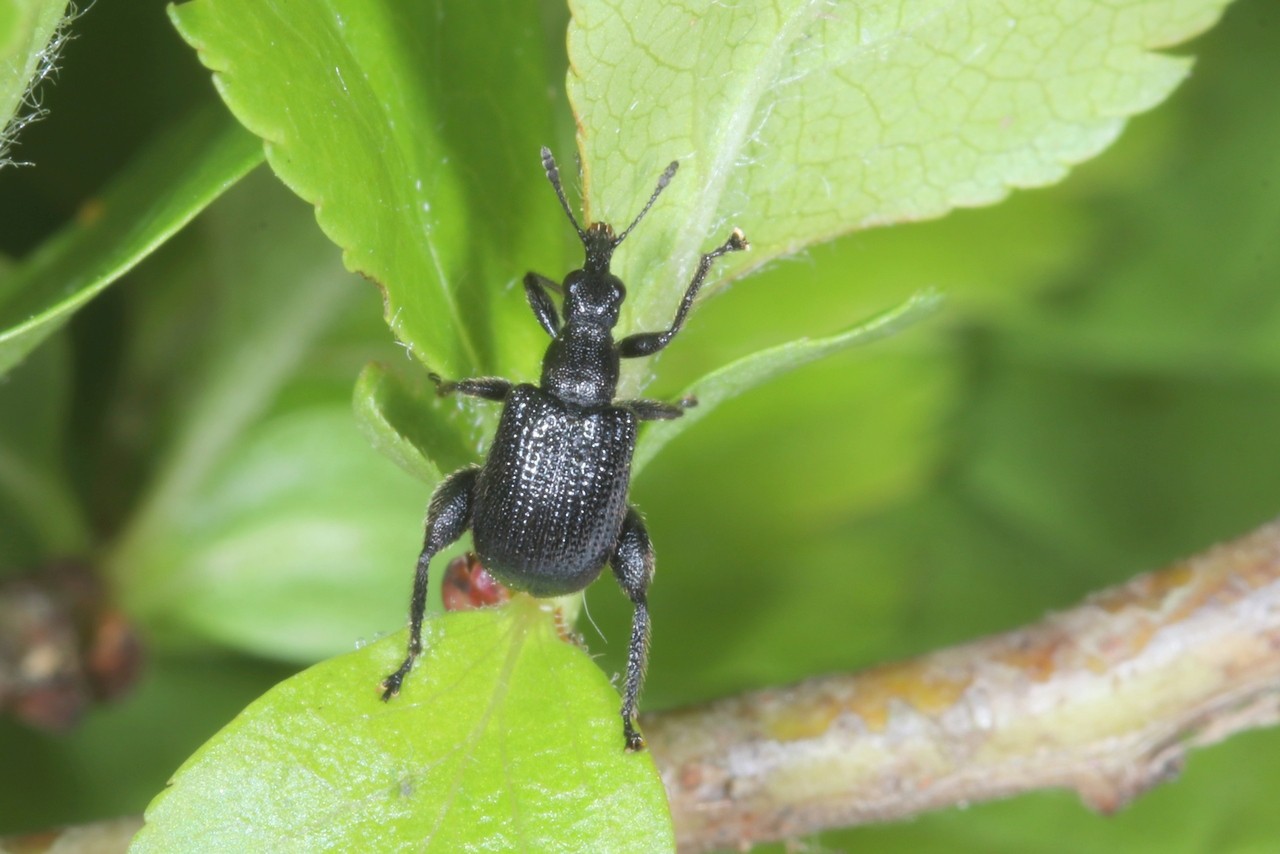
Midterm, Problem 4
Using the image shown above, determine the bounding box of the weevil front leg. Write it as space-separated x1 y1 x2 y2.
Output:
617 396 698 421
610 507 656 751
429 373 513 402
523 272 563 337
617 228 749 358
381 465 480 699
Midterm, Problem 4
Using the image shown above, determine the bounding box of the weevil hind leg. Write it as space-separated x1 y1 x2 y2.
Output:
381 465 481 699
610 507 655 751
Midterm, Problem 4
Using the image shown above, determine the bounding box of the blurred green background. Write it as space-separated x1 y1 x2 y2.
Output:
1 0 1278 850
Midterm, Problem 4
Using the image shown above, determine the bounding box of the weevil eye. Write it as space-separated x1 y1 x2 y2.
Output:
608 279 626 310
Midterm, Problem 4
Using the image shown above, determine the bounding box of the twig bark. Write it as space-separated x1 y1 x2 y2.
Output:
644 518 1280 852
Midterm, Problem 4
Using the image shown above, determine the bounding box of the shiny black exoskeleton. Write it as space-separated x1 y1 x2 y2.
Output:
380 148 748 750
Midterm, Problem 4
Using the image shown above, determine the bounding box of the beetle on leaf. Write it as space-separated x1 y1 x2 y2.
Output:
381 148 747 751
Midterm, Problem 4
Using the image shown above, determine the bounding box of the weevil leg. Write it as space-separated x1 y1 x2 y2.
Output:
618 396 697 421
610 507 656 751
523 272 562 337
381 465 481 699
617 228 749 358
429 373 513 402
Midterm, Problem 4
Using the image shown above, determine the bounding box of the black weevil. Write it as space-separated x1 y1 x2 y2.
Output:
380 148 748 750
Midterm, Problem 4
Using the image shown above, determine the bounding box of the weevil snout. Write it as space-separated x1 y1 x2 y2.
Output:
582 222 617 272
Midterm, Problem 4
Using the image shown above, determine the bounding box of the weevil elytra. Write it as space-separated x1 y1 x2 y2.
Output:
380 148 748 750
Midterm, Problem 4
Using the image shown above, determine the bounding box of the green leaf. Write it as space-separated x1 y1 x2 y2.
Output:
0 107 263 375
354 363 445 484
128 402 430 662
633 290 940 474
567 0 1234 341
630 10 1280 849
993 30 1280 377
109 170 426 663
353 362 484 486
169 0 569 380
0 332 86 569
0 0 68 165
133 599 674 853
0 655 295 832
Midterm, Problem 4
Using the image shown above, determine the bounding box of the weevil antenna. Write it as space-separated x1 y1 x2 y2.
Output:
614 160 679 246
540 147 588 243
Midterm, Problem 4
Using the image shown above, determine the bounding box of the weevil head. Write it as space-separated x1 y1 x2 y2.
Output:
563 263 626 328
537 149 680 327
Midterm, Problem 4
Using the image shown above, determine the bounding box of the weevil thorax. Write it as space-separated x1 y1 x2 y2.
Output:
540 221 625 408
